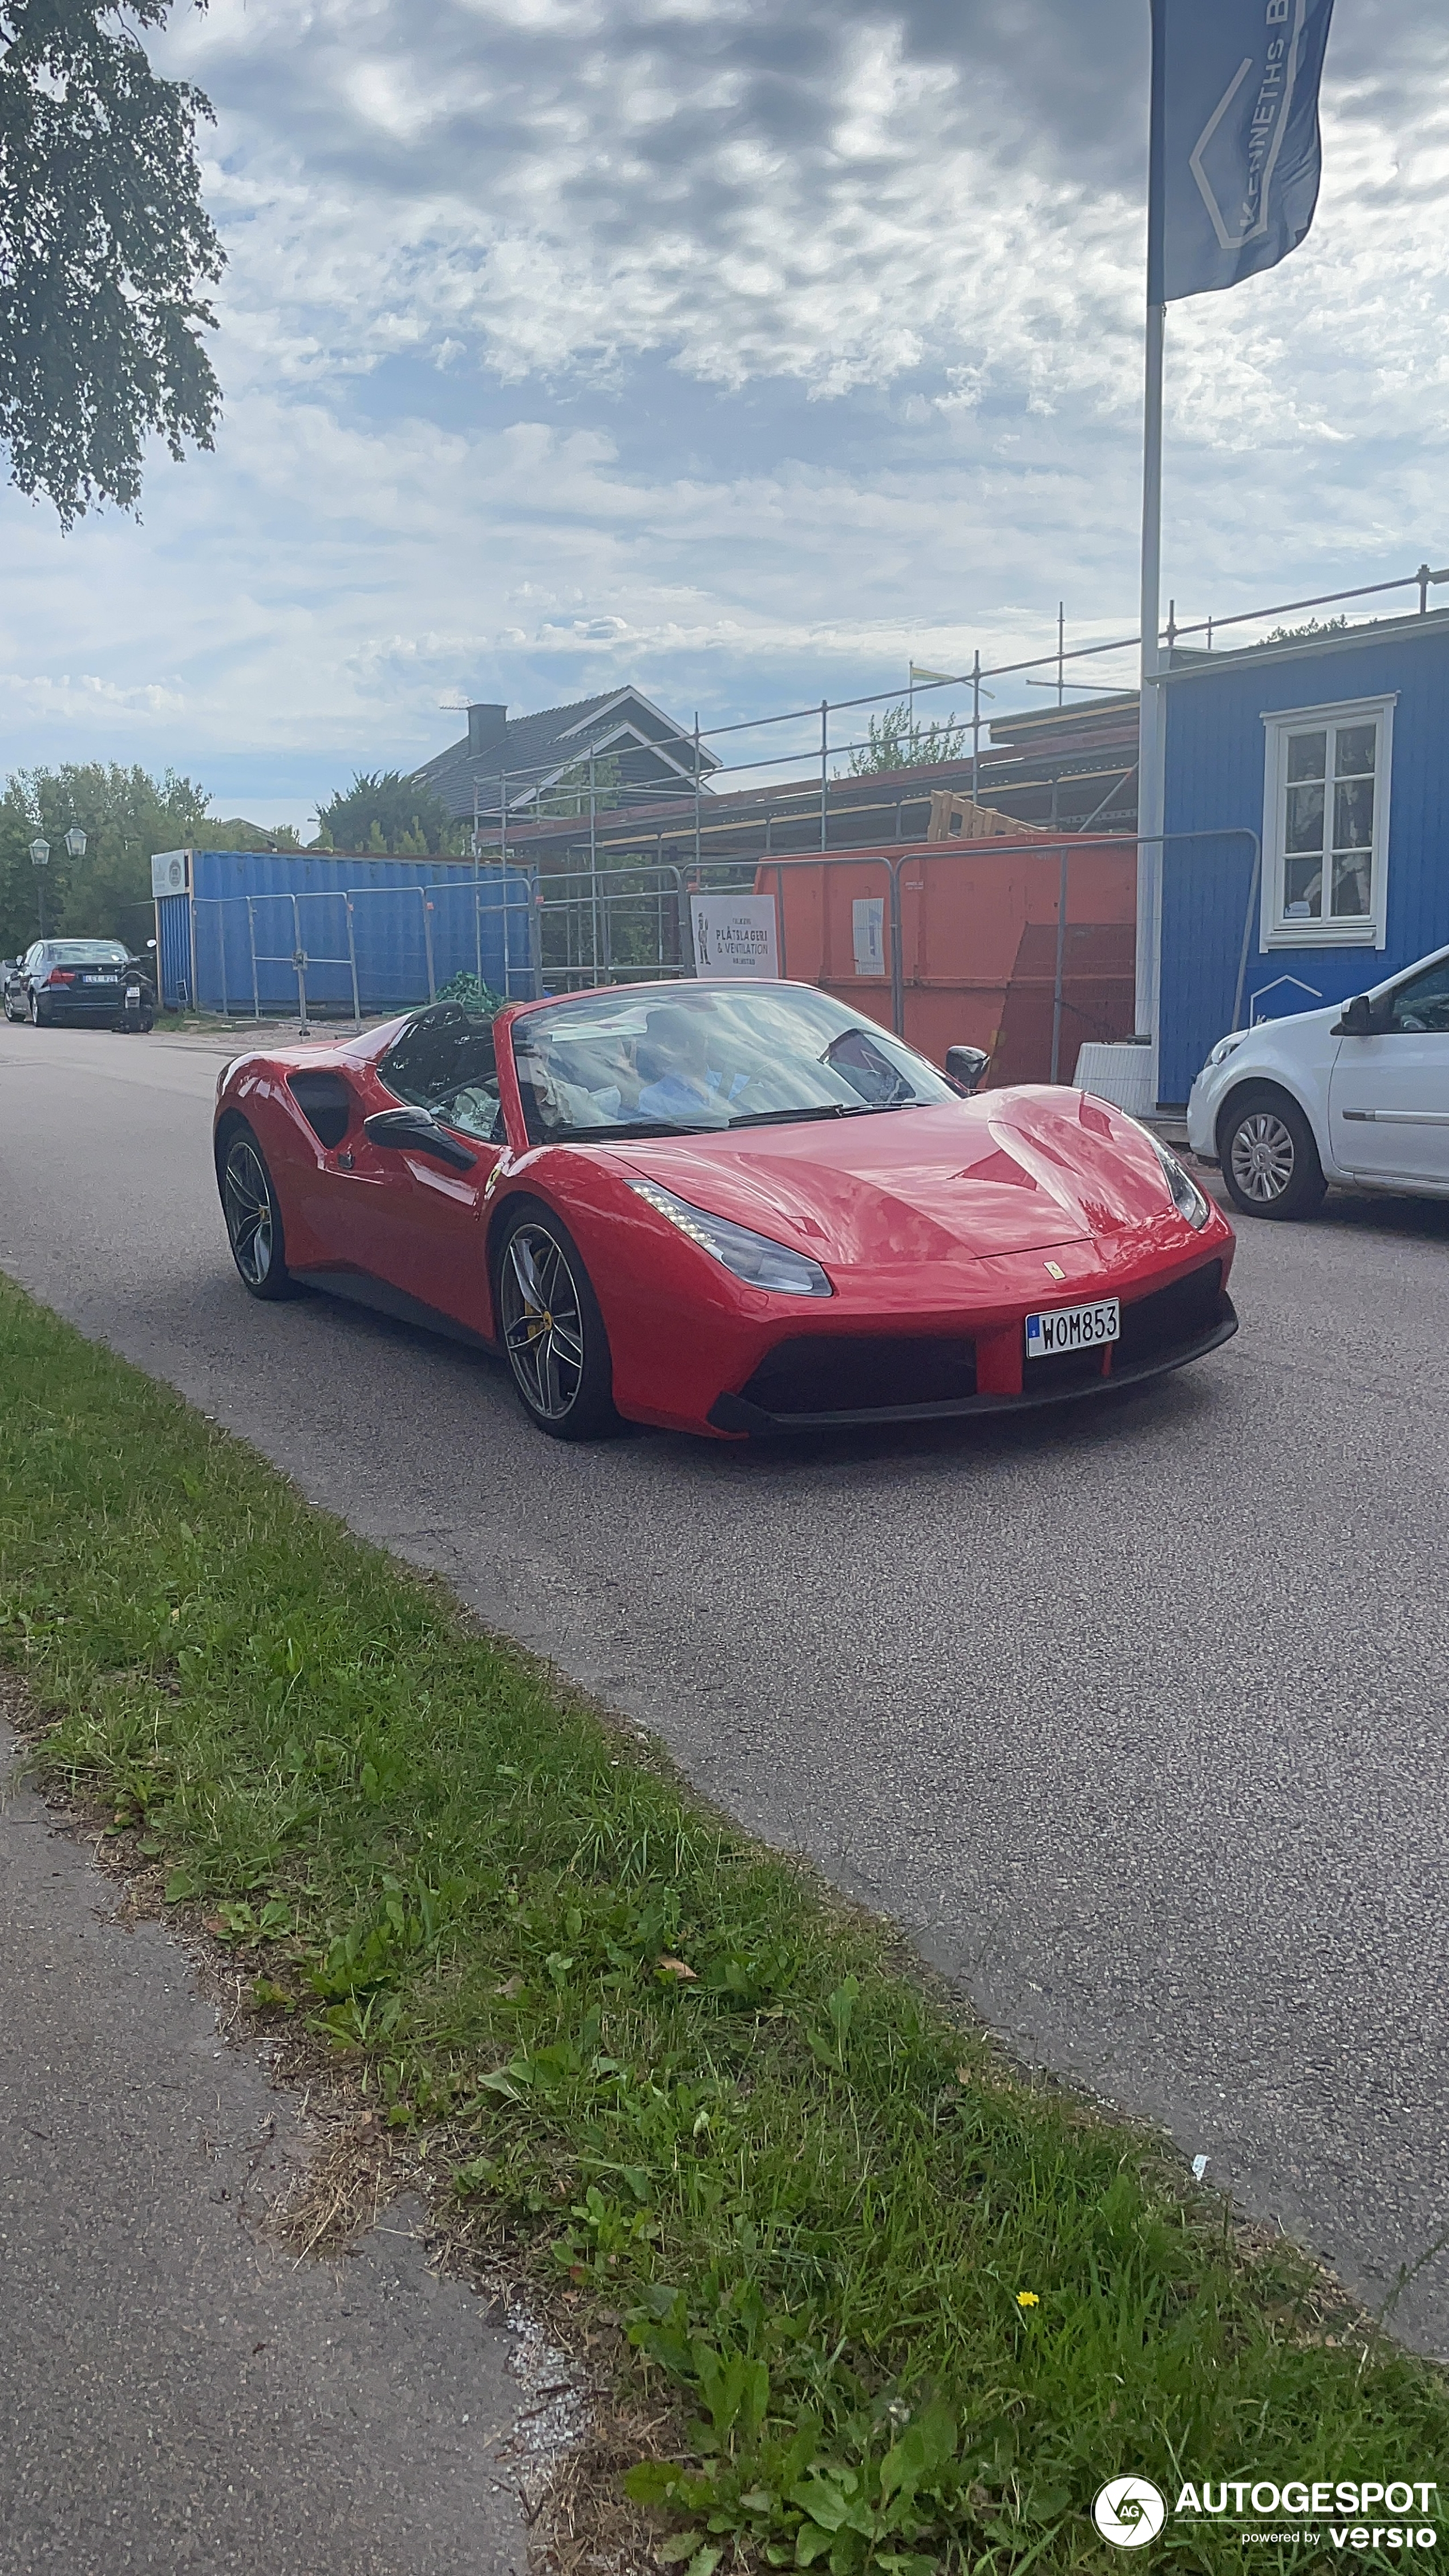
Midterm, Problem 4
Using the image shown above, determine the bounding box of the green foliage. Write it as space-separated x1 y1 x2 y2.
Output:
535 750 623 819
0 0 224 523
0 1273 1445 2574
0 760 209 955
537 852 682 981
430 971 507 1015
314 770 463 857
847 704 968 777
1261 615 1351 647
204 818 306 853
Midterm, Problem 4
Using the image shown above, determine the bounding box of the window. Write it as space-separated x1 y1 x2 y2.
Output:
1381 953 1449 1035
1261 695 1393 949
46 941 129 965
509 981 956 1148
378 1003 503 1143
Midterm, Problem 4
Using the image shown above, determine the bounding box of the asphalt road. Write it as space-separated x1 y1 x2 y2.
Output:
2 1021 1446 2364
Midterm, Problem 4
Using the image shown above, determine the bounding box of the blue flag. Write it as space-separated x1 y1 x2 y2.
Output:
1151 0 1335 302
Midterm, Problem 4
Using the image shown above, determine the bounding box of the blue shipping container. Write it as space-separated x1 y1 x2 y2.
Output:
152 848 537 1016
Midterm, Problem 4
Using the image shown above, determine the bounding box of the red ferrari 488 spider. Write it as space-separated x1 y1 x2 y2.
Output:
213 979 1236 1440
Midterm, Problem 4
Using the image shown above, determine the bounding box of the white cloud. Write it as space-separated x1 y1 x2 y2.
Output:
0 0 1446 809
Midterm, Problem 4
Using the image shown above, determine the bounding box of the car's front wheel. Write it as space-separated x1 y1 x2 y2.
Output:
495 1205 621 1440
1220 1088 1326 1220
2 989 23 1022
218 1123 298 1299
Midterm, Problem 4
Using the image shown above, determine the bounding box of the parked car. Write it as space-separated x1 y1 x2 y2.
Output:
1187 942 1449 1218
214 979 1237 1441
3 939 155 1031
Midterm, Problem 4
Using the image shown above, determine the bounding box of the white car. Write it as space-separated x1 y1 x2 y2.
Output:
1187 942 1449 1220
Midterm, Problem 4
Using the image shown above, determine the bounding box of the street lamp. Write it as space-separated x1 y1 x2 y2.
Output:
64 825 87 860
29 837 50 939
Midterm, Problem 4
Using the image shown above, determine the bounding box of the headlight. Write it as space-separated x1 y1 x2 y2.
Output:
1146 1132 1211 1230
1204 1032 1245 1072
628 1180 833 1295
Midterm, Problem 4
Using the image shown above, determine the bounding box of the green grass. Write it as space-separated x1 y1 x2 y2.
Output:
0 1270 1443 2573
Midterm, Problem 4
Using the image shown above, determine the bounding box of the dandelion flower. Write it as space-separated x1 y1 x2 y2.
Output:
1016 2291 1040 2309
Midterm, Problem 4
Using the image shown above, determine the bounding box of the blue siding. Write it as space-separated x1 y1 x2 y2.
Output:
1158 617 1449 1102
162 849 536 1015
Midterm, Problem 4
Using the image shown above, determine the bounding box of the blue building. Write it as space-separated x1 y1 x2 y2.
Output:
150 846 537 1019
1155 607 1449 1105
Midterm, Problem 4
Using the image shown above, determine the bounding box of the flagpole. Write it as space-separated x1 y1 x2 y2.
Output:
1135 0 1168 1078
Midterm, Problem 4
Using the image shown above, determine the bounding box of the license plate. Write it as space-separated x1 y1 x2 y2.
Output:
1025 1298 1119 1358
126 987 140 1005
82 974 116 986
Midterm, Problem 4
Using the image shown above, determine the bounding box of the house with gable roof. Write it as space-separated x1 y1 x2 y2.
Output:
412 688 719 831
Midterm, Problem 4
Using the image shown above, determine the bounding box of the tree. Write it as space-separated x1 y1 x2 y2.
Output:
846 703 969 776
1261 614 1350 646
1 0 224 525
0 760 208 954
206 817 305 852
535 751 623 819
313 771 462 856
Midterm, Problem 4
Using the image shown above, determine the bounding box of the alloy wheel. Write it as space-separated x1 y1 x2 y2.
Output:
500 1224 587 1423
223 1137 276 1287
1229 1111 1296 1204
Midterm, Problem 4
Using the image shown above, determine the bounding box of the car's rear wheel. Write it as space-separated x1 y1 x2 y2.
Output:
219 1124 297 1299
1220 1088 1326 1220
29 991 50 1027
495 1206 621 1440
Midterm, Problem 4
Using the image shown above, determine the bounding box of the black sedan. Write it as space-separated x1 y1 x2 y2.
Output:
3 940 156 1030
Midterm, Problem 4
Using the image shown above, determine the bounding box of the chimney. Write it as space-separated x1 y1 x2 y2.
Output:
467 702 507 763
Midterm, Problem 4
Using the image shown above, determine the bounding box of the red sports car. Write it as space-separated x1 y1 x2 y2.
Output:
213 979 1237 1440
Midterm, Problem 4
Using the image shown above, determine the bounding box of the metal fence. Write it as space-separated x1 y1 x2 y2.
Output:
188 874 538 1022
533 855 760 991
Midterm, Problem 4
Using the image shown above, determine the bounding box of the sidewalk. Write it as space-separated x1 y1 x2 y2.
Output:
0 1715 528 2576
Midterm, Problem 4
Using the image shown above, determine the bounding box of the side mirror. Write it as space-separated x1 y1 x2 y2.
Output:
945 1043 990 1095
363 1105 476 1172
1334 993 1374 1037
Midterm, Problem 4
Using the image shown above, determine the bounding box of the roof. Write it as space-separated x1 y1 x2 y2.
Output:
1159 606 1449 685
475 689 1142 873
413 686 719 823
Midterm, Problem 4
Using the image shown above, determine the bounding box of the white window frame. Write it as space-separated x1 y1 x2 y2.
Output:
1260 693 1394 951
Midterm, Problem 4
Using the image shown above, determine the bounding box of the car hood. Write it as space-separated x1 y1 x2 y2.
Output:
610 1087 1172 1266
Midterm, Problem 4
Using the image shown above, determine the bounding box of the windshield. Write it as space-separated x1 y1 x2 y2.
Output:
509 982 959 1146
47 941 130 965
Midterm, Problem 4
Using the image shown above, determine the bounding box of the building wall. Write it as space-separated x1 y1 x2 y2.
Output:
1158 618 1449 1103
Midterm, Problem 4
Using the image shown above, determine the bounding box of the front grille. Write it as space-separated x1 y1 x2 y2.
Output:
1024 1345 1110 1396
739 1333 977 1418
1116 1259 1224 1368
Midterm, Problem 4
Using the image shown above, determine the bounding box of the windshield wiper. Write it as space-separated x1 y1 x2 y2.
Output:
542 1118 726 1144
726 1099 920 1128
723 1104 853 1128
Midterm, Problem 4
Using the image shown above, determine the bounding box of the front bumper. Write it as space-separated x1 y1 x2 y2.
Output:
1186 1067 1230 1159
707 1263 1237 1436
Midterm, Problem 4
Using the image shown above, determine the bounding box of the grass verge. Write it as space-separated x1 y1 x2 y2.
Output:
0 1270 1443 2574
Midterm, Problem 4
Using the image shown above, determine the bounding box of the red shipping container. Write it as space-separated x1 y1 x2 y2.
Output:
755 835 1136 1085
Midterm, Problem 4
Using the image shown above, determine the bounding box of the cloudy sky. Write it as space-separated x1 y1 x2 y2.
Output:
2 0 1447 829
